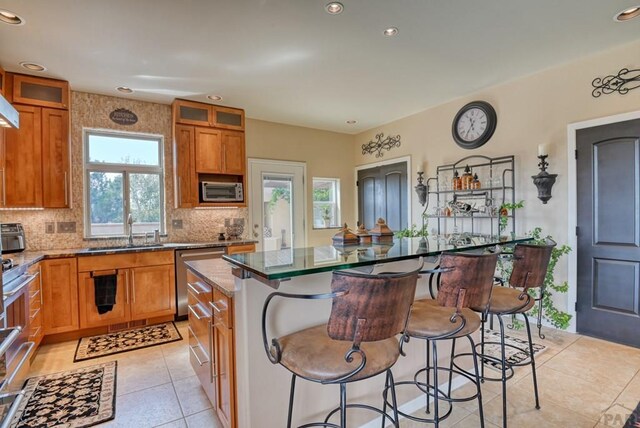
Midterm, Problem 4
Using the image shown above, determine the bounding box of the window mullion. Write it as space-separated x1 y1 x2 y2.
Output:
123 171 130 228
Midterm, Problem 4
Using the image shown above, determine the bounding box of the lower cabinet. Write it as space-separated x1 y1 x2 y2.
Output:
187 269 237 428
42 257 79 335
77 251 176 329
27 263 44 350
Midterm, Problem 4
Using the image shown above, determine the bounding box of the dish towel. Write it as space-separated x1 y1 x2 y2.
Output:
94 274 117 314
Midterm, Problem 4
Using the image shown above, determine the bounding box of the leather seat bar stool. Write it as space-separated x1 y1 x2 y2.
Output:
470 240 556 428
261 260 423 428
390 251 499 427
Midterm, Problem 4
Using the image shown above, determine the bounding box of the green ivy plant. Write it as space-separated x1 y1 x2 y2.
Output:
498 227 573 330
498 200 525 236
394 223 429 238
267 187 291 213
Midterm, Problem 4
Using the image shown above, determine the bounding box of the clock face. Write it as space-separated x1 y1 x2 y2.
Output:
452 101 497 149
456 108 488 142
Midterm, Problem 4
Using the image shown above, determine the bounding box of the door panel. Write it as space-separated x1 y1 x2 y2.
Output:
195 127 222 173
357 161 408 231
214 323 235 428
129 265 176 320
78 270 130 328
42 108 70 208
222 130 245 175
174 125 196 207
576 119 640 347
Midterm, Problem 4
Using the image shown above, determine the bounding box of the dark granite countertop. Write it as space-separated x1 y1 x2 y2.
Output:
185 259 237 297
1 239 256 278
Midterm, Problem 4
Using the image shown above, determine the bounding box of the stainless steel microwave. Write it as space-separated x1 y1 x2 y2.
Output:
201 182 243 202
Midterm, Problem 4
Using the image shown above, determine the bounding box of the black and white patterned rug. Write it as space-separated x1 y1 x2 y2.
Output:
10 362 116 428
481 328 546 371
624 402 640 428
74 322 182 362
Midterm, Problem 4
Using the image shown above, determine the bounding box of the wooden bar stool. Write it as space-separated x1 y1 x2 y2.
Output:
472 240 556 428
261 261 422 428
391 251 499 427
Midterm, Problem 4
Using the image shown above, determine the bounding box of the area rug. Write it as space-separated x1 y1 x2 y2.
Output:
624 402 640 428
480 328 546 371
9 362 116 428
74 322 182 362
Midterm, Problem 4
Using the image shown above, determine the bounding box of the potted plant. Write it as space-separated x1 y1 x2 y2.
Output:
321 206 332 227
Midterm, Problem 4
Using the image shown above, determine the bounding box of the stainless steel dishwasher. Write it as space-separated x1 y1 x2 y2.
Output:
175 247 225 320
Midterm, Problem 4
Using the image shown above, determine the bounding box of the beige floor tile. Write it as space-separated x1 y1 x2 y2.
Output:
185 409 223 428
456 379 501 413
615 370 640 411
116 349 172 396
598 403 637 427
173 375 213 417
154 419 188 428
565 337 640 369
482 383 598 427
402 402 470 427
165 345 197 381
103 383 183 428
452 412 501 428
512 365 617 422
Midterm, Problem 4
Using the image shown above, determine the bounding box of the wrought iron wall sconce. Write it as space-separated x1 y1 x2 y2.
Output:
414 171 435 237
532 151 557 204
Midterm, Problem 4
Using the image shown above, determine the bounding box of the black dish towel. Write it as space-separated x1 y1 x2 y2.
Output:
94 274 117 314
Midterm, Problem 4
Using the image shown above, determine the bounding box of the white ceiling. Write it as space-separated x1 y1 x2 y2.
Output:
1 0 639 134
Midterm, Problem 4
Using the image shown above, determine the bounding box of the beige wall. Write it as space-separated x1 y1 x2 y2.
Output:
245 118 355 246
1 93 355 250
353 39 640 322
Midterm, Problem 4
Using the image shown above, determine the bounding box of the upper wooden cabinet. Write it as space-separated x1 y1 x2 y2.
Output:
174 124 197 208
2 105 43 207
0 105 70 208
221 130 245 175
0 66 5 96
195 127 223 173
213 106 244 131
10 74 70 110
174 99 212 127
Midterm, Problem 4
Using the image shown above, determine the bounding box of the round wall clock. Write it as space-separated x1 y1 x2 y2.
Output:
451 101 497 149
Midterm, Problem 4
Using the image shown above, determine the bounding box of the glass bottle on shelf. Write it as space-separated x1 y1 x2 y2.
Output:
452 170 462 190
461 165 473 190
471 173 481 189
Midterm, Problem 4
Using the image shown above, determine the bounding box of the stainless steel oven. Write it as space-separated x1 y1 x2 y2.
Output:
175 248 225 319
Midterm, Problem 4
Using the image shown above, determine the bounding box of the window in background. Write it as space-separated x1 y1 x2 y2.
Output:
312 178 341 228
83 129 165 237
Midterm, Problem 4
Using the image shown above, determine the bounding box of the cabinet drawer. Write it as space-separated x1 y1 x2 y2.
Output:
188 292 212 346
186 271 213 307
226 244 255 255
188 327 215 403
77 250 174 272
211 289 232 329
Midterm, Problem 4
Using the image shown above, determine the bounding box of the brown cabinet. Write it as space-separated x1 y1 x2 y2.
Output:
213 317 236 428
174 124 197 208
42 108 70 208
2 105 43 207
0 66 5 96
195 127 223 173
226 243 255 256
42 258 79 335
172 99 246 208
27 263 44 350
10 74 70 109
221 131 245 175
77 251 175 329
0 75 70 209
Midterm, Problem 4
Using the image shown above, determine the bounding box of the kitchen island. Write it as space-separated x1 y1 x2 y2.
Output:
189 235 530 427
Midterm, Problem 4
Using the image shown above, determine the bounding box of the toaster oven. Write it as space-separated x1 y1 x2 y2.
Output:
201 182 243 202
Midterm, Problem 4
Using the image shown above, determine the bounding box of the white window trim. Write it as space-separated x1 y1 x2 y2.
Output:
82 128 166 238
312 177 341 229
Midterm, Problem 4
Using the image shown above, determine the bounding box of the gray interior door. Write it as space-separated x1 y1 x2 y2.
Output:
576 119 640 347
357 161 408 231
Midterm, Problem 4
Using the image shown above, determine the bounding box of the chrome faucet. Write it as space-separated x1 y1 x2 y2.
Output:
127 214 134 246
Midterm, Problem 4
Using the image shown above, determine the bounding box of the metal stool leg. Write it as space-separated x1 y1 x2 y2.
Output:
468 335 485 428
381 371 390 428
340 383 347 427
432 340 440 428
425 339 431 414
388 369 400 428
447 338 456 398
288 374 296 428
497 315 508 428
480 315 486 381
523 313 541 409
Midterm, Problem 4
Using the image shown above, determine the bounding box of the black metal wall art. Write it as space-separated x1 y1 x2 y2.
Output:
362 133 401 158
592 67 640 97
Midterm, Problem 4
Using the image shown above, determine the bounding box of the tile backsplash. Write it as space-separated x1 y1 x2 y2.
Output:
0 91 248 251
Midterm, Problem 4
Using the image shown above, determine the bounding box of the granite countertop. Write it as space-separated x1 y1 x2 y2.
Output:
1 239 256 277
185 258 237 297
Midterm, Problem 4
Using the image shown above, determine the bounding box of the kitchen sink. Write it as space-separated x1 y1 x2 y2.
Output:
82 244 165 252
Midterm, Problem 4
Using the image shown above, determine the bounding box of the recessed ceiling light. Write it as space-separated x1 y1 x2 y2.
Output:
116 86 133 94
207 95 223 101
614 5 640 21
0 9 25 25
19 62 46 72
346 120 357 124
383 27 399 37
325 2 344 15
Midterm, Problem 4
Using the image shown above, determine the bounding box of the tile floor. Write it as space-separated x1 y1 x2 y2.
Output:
28 321 222 428
25 322 640 428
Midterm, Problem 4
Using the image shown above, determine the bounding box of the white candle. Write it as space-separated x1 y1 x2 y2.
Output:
416 156 423 173
538 144 548 157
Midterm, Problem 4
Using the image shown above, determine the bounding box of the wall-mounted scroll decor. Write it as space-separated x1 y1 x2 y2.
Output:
361 133 401 158
109 108 138 125
592 67 640 98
